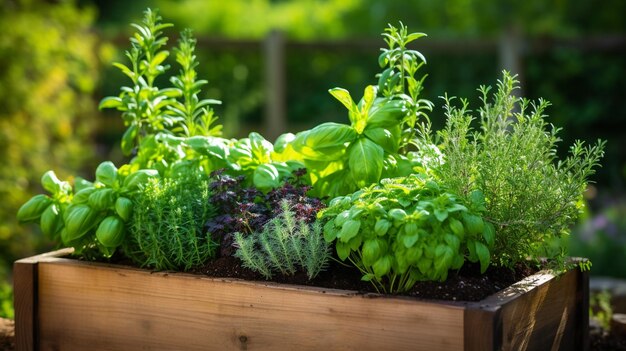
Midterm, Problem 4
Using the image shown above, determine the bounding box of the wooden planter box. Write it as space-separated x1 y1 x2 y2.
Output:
14 249 588 351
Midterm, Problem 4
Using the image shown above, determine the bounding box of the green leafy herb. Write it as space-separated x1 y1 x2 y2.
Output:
124 171 216 270
99 9 225 176
290 23 433 198
234 200 331 280
436 71 605 268
319 174 492 293
17 162 160 258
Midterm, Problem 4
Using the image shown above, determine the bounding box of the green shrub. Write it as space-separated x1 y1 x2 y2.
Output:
319 174 492 293
0 0 100 278
234 200 330 280
124 172 217 270
436 71 605 268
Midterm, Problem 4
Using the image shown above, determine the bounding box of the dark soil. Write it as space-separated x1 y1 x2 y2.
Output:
590 331 626 350
191 255 537 302
0 318 14 351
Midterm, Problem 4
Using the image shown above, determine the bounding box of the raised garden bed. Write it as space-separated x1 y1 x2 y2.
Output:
14 249 588 351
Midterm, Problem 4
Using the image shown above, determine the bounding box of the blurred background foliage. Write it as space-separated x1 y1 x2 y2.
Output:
1 0 625 318
0 0 105 318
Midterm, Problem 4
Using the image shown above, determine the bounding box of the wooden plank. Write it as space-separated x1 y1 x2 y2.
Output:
36 260 465 351
464 306 499 351
577 269 590 351
464 268 587 351
13 260 35 351
13 248 73 351
495 269 581 351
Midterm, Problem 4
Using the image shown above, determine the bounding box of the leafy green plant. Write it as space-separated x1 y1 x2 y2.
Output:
436 72 605 268
290 23 433 198
99 9 225 176
319 174 492 293
234 200 330 280
226 132 306 191
124 171 216 270
0 0 101 286
206 169 325 257
0 278 13 319
590 290 614 332
17 162 159 257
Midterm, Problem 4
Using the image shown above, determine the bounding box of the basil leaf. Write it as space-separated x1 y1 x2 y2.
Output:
366 98 406 129
363 127 399 154
329 88 359 123
474 241 491 273
95 161 118 187
348 137 383 188
253 163 280 191
292 122 357 161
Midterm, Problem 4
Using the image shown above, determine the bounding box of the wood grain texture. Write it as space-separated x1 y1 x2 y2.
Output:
13 248 74 351
14 250 588 351
36 260 465 351
492 269 580 351
464 268 587 351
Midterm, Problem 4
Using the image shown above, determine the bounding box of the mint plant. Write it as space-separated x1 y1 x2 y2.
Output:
234 200 330 280
319 174 492 293
436 72 605 268
290 23 433 198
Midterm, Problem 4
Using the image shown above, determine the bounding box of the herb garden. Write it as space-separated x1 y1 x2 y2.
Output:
13 8 605 351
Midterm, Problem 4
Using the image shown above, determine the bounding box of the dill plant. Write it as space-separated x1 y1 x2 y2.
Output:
124 172 216 270
436 72 605 268
234 200 331 280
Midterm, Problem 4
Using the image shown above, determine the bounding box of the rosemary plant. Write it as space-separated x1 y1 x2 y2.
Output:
125 171 217 270
436 71 605 268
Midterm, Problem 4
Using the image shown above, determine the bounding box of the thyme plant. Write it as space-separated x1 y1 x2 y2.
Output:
436 72 605 268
